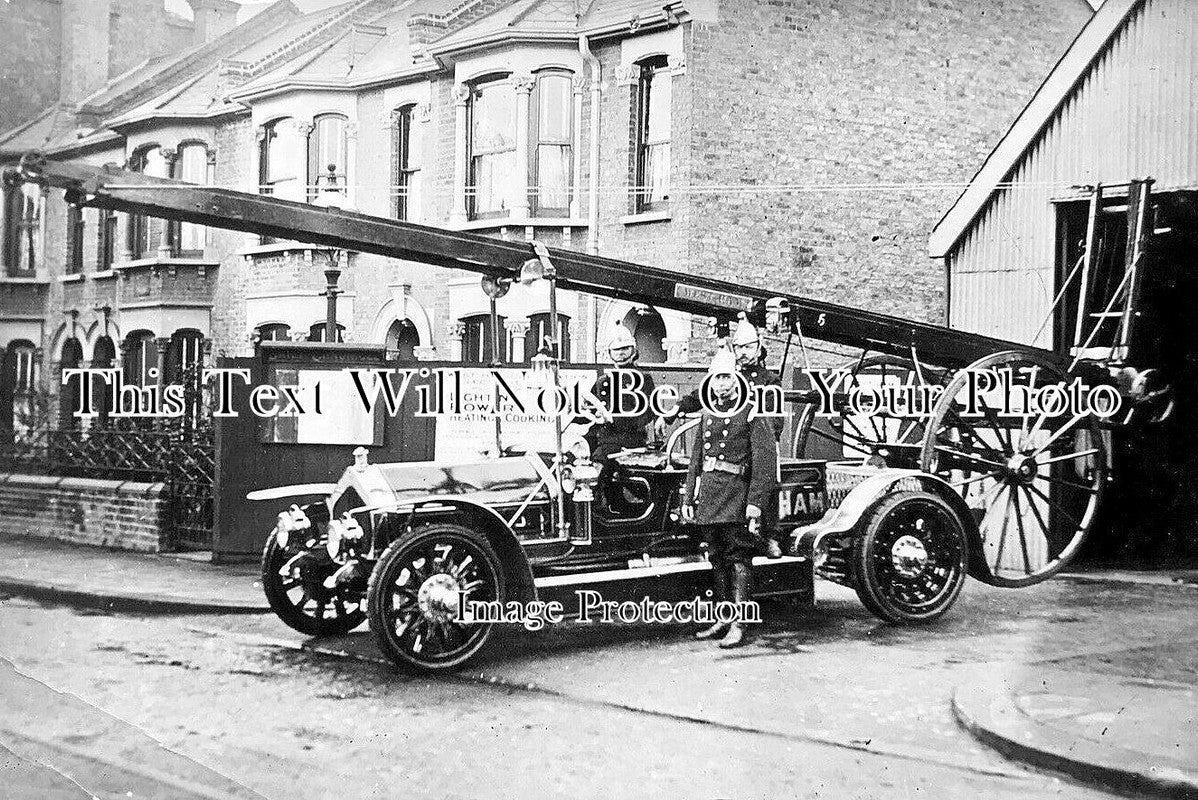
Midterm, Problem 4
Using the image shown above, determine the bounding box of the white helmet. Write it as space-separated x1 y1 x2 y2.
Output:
707 347 737 377
732 313 760 347
607 325 637 365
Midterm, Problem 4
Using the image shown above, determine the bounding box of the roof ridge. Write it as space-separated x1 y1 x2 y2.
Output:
246 0 394 75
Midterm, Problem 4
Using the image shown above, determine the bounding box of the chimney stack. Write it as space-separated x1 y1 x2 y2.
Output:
187 0 240 45
60 0 113 103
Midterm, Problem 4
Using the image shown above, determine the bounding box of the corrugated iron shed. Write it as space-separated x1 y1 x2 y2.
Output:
931 0 1196 347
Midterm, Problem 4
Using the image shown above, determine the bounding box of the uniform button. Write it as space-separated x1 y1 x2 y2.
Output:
720 443 726 448
704 443 711 450
717 455 724 460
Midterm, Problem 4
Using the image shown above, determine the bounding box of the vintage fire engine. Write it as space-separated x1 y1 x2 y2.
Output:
6 156 1173 672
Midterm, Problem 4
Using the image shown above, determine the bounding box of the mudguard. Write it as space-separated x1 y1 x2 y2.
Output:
789 469 980 568
246 483 338 501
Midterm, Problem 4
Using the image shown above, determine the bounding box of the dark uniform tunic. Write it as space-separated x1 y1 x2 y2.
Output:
676 361 785 439
582 366 657 465
683 399 779 566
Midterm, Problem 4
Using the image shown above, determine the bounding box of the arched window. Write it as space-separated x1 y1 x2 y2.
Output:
175 143 209 255
308 114 348 203
3 182 42 276
128 146 169 258
393 104 422 221
531 71 573 216
255 323 291 342
59 338 84 428
467 76 517 219
385 319 420 361
1 341 39 437
260 118 300 199
91 336 115 426
165 329 204 383
623 307 667 364
462 314 505 363
123 331 158 387
525 313 570 363
307 322 345 343
633 56 671 212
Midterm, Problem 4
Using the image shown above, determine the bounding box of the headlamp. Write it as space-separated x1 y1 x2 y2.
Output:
275 504 310 549
325 513 364 562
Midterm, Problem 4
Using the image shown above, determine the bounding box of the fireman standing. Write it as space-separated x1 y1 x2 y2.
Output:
664 315 785 557
682 348 779 648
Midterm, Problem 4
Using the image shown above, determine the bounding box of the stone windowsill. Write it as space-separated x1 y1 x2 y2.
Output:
449 217 590 232
92 270 117 280
0 275 50 285
57 274 84 283
246 289 358 301
619 210 672 226
237 242 339 257
112 257 220 270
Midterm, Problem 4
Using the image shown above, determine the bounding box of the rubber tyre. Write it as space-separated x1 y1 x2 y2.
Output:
367 523 505 673
852 490 969 624
261 533 367 636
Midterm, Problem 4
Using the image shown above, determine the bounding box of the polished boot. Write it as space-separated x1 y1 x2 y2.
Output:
695 562 731 640
718 562 752 648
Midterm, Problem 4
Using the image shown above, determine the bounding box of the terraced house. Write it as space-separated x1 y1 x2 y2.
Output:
0 0 1091 551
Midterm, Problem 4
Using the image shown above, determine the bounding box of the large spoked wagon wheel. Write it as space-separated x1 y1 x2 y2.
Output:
261 535 367 636
852 491 969 622
919 350 1107 587
367 523 505 673
797 354 946 467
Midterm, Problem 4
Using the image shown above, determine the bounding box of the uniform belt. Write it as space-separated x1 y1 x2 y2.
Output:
702 457 745 476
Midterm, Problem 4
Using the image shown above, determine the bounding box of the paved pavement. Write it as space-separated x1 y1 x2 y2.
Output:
1 531 1196 798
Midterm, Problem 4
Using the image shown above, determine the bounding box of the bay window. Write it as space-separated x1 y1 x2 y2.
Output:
175 143 209 255
128 146 169 259
98 209 116 271
260 118 300 199
634 56 671 212
468 77 518 219
393 104 422 221
531 71 573 216
3 182 42 276
66 204 84 275
309 114 348 202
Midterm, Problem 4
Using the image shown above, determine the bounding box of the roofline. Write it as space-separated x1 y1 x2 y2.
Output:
428 11 680 59
228 63 441 103
927 0 1143 259
0 105 61 149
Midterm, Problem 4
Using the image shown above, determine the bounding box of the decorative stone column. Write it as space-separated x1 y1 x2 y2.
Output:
512 73 535 221
157 149 178 258
571 76 585 219
155 336 170 385
345 121 359 209
506 319 530 363
413 345 437 361
446 321 466 362
450 84 470 226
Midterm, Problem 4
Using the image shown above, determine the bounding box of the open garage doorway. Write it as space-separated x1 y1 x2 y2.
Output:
1057 190 1198 564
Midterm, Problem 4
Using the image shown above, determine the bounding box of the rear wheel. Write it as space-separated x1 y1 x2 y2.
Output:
852 491 968 623
367 523 505 673
260 534 367 636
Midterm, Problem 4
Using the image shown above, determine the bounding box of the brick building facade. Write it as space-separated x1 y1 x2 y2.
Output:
1 0 1093 445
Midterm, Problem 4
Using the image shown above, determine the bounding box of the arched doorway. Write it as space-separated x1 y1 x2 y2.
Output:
59 338 83 429
622 307 667 364
385 319 420 361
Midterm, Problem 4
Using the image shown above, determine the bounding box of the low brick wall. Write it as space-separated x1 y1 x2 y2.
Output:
0 473 168 553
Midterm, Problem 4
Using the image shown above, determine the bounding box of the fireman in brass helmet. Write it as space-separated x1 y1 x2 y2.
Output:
663 314 785 557
681 347 779 648
578 325 656 510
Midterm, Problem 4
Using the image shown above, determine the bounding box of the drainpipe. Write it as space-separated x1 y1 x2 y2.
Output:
579 33 602 359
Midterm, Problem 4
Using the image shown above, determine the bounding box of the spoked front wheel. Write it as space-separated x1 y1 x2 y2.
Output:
260 535 367 636
367 523 505 673
853 491 969 623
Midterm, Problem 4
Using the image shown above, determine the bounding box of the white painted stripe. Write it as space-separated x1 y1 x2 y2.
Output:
533 556 807 588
